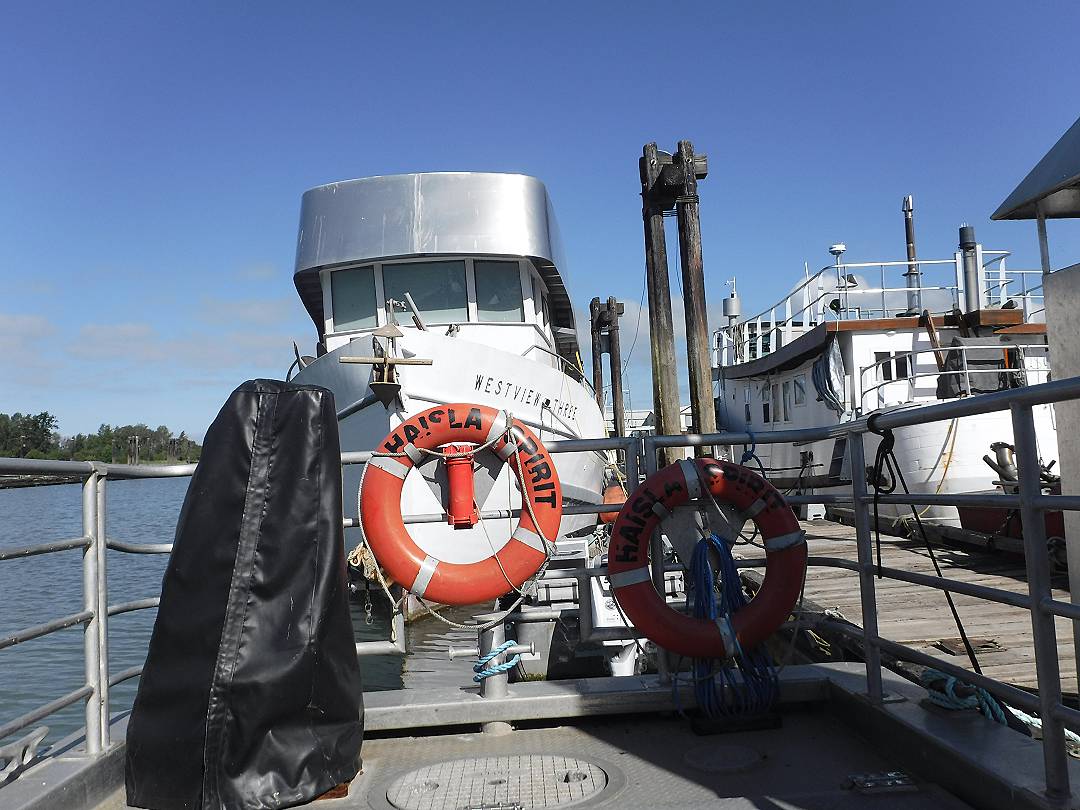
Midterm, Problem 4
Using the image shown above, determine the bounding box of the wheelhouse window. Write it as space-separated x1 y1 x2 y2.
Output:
782 380 793 420
772 383 783 422
793 374 807 406
532 276 544 325
875 351 910 382
383 260 468 323
475 260 525 322
330 265 378 331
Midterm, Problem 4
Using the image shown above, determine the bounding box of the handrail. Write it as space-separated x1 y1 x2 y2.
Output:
0 610 94 651
0 536 90 561
521 343 595 395
716 250 1047 367
857 342 1050 411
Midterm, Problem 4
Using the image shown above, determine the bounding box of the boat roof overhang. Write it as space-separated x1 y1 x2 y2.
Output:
293 172 580 358
992 115 1080 221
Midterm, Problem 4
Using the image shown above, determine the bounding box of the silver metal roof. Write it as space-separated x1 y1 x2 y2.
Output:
293 172 580 358
992 115 1080 220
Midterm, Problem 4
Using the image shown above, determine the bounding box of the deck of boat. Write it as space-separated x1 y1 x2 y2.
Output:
95 703 971 809
742 518 1076 692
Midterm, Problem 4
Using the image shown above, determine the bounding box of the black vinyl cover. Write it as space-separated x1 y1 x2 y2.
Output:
126 379 363 810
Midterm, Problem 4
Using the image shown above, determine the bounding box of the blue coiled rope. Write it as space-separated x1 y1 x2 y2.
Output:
920 668 1006 724
688 533 779 718
473 640 521 682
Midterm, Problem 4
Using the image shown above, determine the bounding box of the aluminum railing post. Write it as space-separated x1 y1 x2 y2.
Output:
81 472 102 755
623 437 639 491
848 433 884 704
637 434 670 682
95 473 111 747
643 435 658 477
1012 402 1071 806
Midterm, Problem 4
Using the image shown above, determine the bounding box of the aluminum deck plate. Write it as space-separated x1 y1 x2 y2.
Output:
95 708 971 809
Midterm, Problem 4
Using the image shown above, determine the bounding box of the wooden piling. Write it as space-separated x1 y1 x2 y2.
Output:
589 297 605 410
640 143 683 463
674 140 716 453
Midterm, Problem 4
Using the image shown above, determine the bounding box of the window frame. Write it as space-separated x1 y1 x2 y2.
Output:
793 374 807 406
323 256 553 337
473 259 527 323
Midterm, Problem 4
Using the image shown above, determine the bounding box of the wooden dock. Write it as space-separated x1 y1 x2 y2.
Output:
741 518 1078 692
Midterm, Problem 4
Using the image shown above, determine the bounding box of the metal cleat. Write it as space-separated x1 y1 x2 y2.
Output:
0 726 49 786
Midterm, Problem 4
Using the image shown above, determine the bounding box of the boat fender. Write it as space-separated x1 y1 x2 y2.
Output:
608 457 806 659
360 404 563 605
599 482 627 525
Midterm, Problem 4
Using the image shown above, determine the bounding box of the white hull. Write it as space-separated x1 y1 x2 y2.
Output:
295 328 608 565
749 404 1058 526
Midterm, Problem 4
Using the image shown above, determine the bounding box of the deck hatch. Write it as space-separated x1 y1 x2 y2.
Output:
385 755 608 809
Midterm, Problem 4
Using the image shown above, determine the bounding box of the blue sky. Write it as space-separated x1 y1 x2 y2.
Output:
2 3 1078 440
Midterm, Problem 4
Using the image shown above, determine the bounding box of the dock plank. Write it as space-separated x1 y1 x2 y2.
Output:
741 518 1079 691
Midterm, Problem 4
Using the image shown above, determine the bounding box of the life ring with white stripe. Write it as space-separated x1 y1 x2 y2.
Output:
360 404 562 605
608 457 806 659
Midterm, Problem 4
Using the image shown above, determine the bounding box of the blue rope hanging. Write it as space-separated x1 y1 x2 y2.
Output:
739 431 766 477
687 533 779 718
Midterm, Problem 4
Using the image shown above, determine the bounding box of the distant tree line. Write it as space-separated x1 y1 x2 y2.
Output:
0 412 202 463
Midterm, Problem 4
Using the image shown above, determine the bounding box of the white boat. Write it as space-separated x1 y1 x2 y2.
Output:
287 172 609 600
713 221 1058 528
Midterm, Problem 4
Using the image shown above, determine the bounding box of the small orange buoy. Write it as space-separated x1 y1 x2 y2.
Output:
599 482 626 524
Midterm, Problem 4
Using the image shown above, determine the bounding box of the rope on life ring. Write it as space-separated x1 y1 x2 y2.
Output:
607 457 806 659
359 403 563 606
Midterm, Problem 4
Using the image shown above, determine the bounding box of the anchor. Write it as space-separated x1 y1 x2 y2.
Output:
339 323 432 408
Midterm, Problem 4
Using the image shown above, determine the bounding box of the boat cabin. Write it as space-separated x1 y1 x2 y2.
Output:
292 172 585 379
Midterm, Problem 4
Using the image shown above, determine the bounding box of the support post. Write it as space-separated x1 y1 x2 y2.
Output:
82 473 102 755
848 433 884 704
674 140 716 454
640 143 683 464
589 297 605 410
477 623 513 735
606 297 626 439
1012 403 1071 807
95 474 111 746
1038 202 1052 275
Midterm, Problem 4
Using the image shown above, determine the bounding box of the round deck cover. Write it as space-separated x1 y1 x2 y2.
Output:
386 755 607 809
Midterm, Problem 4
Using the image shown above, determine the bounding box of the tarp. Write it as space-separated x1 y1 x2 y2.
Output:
812 337 846 413
936 337 1023 398
126 379 363 810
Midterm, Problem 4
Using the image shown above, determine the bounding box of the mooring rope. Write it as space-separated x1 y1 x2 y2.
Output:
473 640 521 682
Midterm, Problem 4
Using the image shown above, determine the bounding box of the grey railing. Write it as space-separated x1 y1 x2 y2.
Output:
858 342 1051 411
714 248 1045 366
4 375 1080 806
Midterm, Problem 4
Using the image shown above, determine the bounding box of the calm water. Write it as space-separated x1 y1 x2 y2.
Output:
0 477 475 747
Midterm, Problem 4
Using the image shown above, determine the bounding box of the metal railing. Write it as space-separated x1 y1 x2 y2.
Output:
4 375 1080 805
858 342 1051 411
714 248 1045 367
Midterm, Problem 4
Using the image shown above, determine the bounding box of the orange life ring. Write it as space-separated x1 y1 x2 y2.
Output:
360 404 563 605
608 457 806 659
